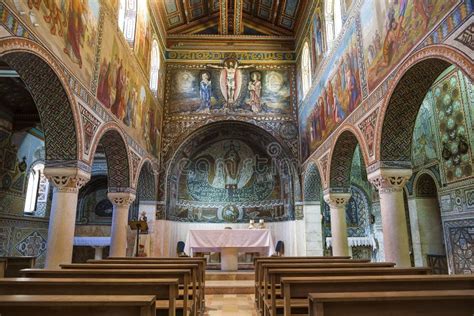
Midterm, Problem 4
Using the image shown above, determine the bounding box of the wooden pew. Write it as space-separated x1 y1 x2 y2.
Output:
281 275 474 316
87 258 207 309
254 258 370 299
0 277 179 316
0 257 35 277
0 259 6 278
22 269 193 316
0 294 156 316
60 263 201 315
308 290 474 316
258 261 395 310
262 267 431 316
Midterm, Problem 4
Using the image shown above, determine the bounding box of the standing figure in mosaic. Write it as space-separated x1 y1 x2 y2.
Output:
248 72 262 112
198 72 212 112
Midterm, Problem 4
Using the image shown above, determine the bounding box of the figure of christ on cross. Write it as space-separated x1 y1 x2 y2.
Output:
207 58 254 105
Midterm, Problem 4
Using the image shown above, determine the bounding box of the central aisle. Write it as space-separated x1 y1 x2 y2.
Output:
204 271 258 315
204 294 258 316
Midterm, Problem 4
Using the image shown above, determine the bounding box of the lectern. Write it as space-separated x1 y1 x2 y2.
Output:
129 220 148 257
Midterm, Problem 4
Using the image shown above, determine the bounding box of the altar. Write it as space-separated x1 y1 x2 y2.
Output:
184 229 275 271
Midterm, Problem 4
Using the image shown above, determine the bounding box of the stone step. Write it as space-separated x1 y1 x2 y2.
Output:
205 271 255 281
205 280 254 294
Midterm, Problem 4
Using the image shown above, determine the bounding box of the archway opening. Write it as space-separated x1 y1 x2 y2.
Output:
380 54 473 273
74 128 131 261
0 49 79 265
327 131 374 259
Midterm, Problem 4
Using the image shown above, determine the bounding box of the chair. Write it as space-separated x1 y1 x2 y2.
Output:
177 241 188 257
273 240 284 257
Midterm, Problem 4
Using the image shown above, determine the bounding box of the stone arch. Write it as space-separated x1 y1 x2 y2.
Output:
376 45 474 163
303 162 323 202
328 126 367 189
0 38 82 162
89 123 132 190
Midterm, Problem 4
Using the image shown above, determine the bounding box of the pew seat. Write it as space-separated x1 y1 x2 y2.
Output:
308 290 474 316
276 274 474 316
0 294 156 316
21 269 193 316
0 277 179 316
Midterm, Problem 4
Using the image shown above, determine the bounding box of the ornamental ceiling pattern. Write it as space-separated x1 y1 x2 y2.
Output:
155 0 302 36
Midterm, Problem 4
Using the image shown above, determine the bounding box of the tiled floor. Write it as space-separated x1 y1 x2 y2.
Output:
204 294 258 316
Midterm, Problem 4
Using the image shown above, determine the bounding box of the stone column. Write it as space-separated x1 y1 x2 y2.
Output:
368 168 412 267
323 192 351 257
108 192 136 257
44 167 90 269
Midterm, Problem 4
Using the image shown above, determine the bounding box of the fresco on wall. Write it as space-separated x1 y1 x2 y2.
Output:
361 0 459 92
7 0 101 86
166 63 292 115
96 16 162 157
310 4 325 76
412 96 438 167
299 23 361 160
135 0 151 74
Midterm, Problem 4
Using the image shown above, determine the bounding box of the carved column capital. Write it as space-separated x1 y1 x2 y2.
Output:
323 192 351 208
44 167 91 193
107 192 136 207
368 167 412 194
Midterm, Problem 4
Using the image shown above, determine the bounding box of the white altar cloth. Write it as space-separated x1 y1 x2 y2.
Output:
73 237 110 247
184 229 275 256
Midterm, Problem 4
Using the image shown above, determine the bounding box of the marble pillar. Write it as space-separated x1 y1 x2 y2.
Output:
323 192 351 257
368 168 412 267
108 192 136 257
44 167 90 269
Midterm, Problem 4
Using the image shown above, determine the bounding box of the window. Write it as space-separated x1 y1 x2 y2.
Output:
333 0 343 40
301 41 311 98
150 39 160 92
118 0 137 44
325 0 343 49
24 163 44 213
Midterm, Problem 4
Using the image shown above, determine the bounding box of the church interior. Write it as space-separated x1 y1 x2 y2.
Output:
0 0 472 315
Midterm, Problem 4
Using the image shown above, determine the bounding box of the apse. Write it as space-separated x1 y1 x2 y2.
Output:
165 121 298 223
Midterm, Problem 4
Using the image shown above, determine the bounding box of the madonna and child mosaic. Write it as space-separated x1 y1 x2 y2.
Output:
166 58 292 115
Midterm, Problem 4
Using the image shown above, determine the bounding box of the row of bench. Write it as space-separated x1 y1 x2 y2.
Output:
0 256 208 316
253 256 474 316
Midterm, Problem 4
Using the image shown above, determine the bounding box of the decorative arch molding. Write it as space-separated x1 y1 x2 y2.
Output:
328 125 368 190
413 169 441 198
303 162 323 203
374 45 474 164
161 116 298 167
0 37 83 164
88 122 132 191
134 158 157 201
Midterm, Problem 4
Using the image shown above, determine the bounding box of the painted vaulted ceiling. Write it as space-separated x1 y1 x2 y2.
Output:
155 0 302 36
151 0 308 51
